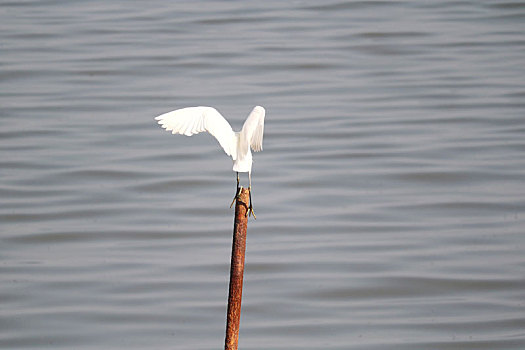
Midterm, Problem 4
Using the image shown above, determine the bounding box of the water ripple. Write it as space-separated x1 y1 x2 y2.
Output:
1 0 525 349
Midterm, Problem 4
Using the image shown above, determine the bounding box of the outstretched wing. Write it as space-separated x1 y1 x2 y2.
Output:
241 106 265 152
155 106 237 159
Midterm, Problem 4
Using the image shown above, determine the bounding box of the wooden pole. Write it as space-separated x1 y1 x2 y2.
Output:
225 187 250 350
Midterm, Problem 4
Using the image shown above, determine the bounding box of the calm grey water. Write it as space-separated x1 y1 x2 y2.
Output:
2 1 525 349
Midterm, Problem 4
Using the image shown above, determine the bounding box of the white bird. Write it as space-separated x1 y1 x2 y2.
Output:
154 106 265 218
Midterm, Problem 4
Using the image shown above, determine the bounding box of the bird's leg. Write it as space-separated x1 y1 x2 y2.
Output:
247 187 256 219
230 172 241 208
246 173 256 219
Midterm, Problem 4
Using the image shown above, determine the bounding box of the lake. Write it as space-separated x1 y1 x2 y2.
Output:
1 1 524 349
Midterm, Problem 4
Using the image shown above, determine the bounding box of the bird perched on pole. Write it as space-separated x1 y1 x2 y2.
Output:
154 106 265 218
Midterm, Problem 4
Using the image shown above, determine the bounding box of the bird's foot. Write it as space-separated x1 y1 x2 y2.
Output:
246 204 256 219
230 186 242 208
246 186 256 219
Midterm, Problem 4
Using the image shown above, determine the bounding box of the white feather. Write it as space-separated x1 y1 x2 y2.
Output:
155 106 237 159
242 105 265 153
155 106 265 175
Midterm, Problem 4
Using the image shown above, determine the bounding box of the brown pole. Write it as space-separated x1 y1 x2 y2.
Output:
225 187 250 350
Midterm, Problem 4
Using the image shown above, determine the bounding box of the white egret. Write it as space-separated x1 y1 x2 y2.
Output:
154 106 265 218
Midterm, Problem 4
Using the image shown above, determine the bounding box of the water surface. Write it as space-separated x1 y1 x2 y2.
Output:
1 1 525 349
